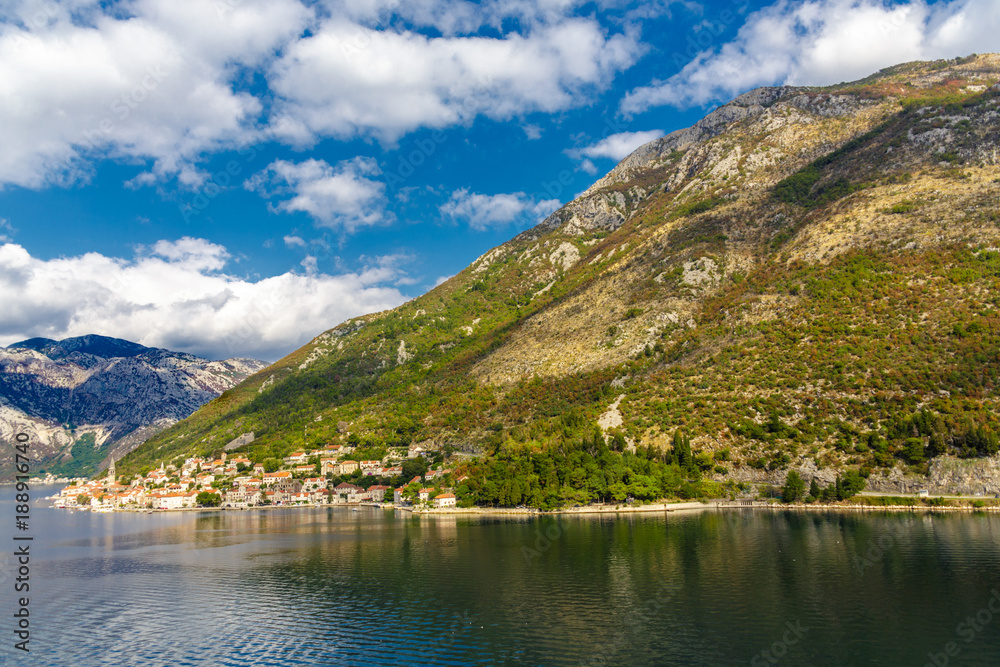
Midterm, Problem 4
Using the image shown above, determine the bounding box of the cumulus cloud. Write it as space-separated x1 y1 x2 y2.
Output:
268 18 644 144
622 0 1000 113
568 129 665 162
0 0 651 187
321 0 621 36
440 189 561 231
0 239 408 361
0 219 14 243
245 158 390 232
0 0 312 188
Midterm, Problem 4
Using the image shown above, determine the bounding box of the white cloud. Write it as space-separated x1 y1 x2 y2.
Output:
0 219 14 243
622 0 1000 113
148 237 229 271
0 1 650 187
0 239 408 361
283 235 307 248
568 129 665 162
268 18 644 144
245 158 391 232
0 0 311 188
440 189 561 231
321 0 618 35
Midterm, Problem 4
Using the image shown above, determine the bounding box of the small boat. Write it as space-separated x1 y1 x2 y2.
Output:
351 508 360 512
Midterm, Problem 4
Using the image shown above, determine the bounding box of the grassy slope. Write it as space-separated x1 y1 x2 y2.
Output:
120 55 1000 481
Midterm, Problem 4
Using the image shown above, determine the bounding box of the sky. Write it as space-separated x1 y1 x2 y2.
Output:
0 0 997 362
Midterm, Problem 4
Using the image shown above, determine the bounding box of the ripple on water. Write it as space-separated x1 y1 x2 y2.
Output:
5 508 1000 666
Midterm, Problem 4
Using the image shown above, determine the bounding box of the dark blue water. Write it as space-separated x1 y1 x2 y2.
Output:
1 489 999 666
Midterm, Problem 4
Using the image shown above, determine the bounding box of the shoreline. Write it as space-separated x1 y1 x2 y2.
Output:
404 501 709 516
47 498 1000 517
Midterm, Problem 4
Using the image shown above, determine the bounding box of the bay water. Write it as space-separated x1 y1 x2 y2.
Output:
1 490 999 665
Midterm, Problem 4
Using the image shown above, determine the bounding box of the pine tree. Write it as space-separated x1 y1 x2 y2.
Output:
782 471 805 503
672 429 692 472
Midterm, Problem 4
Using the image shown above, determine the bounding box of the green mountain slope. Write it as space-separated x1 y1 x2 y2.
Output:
121 55 1000 499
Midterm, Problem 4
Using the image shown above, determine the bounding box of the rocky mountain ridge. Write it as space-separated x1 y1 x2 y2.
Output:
0 335 266 477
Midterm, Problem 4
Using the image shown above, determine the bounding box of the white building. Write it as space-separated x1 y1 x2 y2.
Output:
433 493 457 508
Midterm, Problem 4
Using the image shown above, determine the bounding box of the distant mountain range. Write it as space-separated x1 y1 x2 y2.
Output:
0 335 267 478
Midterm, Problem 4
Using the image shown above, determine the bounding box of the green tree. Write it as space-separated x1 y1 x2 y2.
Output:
836 471 866 500
808 478 821 500
927 432 948 458
401 457 428 480
903 438 925 464
609 482 628 502
403 482 420 502
671 429 693 472
196 491 221 507
782 471 805 503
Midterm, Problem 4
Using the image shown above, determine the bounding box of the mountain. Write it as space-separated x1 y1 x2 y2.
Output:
122 55 1000 497
0 335 266 478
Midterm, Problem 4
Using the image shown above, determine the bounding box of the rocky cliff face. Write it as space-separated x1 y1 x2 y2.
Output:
124 55 1000 495
0 335 266 477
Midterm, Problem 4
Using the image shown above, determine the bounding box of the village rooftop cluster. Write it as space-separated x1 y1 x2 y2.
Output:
49 442 461 512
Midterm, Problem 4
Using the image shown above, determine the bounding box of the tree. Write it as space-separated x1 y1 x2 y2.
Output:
808 478 821 501
927 432 948 458
262 458 282 473
782 471 805 503
671 429 692 472
609 482 628 502
196 492 221 507
403 482 420 502
835 471 866 500
401 457 428 480
903 438 925 464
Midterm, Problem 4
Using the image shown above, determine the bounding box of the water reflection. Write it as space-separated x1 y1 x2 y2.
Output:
3 502 1000 666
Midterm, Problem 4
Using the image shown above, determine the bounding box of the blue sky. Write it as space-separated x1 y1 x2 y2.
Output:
0 0 996 361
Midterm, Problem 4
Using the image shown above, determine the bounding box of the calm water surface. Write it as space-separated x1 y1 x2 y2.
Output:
1 488 999 666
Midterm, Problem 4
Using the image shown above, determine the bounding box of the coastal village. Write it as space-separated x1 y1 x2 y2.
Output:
49 442 461 512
